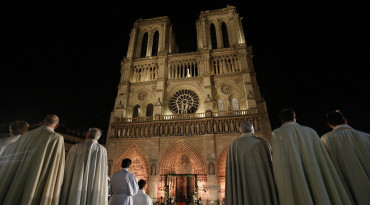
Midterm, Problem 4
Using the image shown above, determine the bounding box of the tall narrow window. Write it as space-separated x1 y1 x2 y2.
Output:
140 33 148 58
133 105 140 118
152 31 159 56
221 22 230 48
146 103 154 117
210 24 217 49
231 98 239 111
218 99 225 112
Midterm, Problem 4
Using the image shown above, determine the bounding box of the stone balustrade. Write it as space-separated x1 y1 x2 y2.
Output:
110 110 261 138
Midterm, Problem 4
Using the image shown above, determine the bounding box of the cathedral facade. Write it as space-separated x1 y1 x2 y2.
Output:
106 5 271 204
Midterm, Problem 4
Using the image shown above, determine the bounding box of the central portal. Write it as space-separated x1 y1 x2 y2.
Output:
165 174 198 204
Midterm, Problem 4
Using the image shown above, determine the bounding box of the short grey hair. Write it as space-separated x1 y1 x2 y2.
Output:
44 114 59 125
88 128 102 140
239 122 254 134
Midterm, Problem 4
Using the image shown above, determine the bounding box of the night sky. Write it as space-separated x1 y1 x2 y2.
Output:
1 1 369 141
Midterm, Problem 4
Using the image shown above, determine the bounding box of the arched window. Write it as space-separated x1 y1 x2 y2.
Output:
221 22 230 48
146 103 154 117
218 99 225 112
133 105 140 118
140 33 148 58
231 98 239 111
152 31 159 56
210 24 217 49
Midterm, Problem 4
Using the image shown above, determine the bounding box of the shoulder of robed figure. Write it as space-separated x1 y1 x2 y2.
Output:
301 125 319 136
321 131 333 140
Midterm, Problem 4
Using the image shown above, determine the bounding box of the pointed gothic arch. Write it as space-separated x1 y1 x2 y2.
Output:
210 23 217 49
140 32 149 58
221 22 230 48
152 30 159 56
217 144 230 201
113 143 150 192
159 140 207 175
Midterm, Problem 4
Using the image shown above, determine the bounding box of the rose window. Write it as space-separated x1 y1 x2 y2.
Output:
170 89 199 114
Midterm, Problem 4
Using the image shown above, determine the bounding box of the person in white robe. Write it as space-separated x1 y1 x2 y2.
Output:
109 158 139 205
133 179 153 205
0 114 65 205
272 108 352 205
225 122 278 205
60 127 108 205
0 120 29 154
321 110 370 205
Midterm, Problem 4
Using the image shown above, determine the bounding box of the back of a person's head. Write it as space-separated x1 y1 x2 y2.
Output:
87 128 102 140
44 114 59 126
279 108 295 122
121 158 132 168
239 122 254 134
138 179 146 189
326 110 346 126
9 120 30 135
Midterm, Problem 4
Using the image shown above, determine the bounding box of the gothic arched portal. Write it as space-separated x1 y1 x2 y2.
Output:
217 144 230 201
113 144 150 193
158 140 208 201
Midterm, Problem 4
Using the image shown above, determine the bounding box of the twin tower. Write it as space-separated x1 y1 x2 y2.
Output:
106 5 271 204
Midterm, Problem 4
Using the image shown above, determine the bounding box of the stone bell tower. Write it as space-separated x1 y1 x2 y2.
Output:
106 5 271 204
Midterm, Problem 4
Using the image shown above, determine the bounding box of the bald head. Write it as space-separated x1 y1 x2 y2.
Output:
43 114 59 129
239 122 254 134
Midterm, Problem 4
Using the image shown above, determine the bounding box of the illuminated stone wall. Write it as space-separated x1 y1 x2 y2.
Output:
106 5 271 204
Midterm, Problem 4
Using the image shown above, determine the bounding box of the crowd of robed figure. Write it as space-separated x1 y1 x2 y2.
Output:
0 109 368 205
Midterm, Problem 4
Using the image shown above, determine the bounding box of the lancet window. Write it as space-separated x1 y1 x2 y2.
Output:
210 23 217 49
152 31 159 56
133 105 140 118
221 22 230 48
218 99 225 111
146 103 154 117
140 32 148 58
231 98 239 111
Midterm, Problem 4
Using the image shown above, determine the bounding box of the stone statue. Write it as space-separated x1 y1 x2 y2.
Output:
151 162 157 175
218 121 223 133
169 123 173 135
213 121 218 133
208 162 215 175
145 125 149 137
150 124 154 136
224 120 229 133
207 121 212 133
230 120 235 132
195 122 200 134
164 124 168 136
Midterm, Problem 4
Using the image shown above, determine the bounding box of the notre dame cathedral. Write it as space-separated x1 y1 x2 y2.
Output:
106 5 271 204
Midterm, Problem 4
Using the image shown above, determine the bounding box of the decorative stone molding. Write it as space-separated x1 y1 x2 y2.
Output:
138 91 148 101
221 83 232 94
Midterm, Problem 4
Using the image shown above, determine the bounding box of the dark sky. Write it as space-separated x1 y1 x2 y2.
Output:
1 0 369 140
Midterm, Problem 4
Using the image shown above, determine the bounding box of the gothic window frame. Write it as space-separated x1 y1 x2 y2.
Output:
146 103 154 117
140 32 149 58
152 30 159 56
210 23 217 49
218 99 225 112
221 22 230 48
231 98 240 111
170 89 199 114
133 104 141 118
